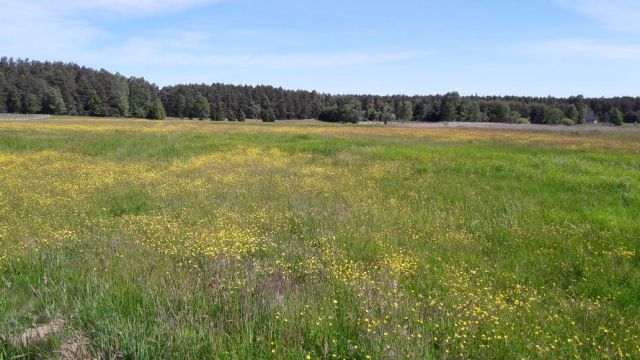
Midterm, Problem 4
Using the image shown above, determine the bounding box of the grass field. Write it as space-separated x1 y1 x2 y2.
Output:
0 118 639 359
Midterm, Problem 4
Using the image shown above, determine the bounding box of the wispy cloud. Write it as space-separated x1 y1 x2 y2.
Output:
90 33 430 68
0 0 428 71
0 0 218 60
70 0 222 15
0 0 221 17
0 1 105 57
555 0 640 32
524 38 640 60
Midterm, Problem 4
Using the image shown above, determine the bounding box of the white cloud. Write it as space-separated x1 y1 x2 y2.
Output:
555 0 640 32
0 0 220 60
0 1 105 58
65 0 222 15
0 0 430 88
525 39 640 60
0 0 221 17
89 33 430 68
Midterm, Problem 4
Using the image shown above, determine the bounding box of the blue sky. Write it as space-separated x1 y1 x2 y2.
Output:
1 0 639 96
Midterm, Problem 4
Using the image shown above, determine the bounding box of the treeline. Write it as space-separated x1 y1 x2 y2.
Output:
0 58 165 119
160 83 325 121
164 86 640 125
316 93 640 125
2 58 640 125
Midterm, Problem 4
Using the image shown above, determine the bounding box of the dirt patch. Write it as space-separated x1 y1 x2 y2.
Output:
6 319 66 347
59 332 93 360
3 319 96 359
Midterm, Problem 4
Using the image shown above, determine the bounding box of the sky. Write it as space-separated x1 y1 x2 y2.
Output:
0 0 639 97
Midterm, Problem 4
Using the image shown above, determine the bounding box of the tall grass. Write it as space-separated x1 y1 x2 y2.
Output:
1 118 638 358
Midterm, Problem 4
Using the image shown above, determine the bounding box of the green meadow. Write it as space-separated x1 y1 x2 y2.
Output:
0 118 638 359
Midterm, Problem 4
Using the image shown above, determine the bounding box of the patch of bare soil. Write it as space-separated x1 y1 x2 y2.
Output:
2 319 95 360
6 319 66 347
59 332 93 360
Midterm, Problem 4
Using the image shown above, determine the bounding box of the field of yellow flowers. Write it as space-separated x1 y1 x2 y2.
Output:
1 118 639 359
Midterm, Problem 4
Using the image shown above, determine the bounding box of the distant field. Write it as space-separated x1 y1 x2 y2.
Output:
1 117 639 359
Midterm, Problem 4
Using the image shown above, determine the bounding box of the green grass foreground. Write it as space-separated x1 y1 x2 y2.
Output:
1 118 639 359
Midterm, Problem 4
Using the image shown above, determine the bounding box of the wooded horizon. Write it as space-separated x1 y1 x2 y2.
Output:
1 57 639 125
